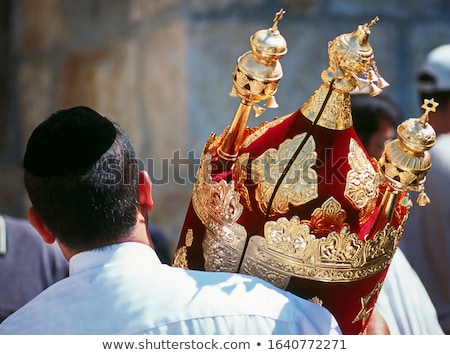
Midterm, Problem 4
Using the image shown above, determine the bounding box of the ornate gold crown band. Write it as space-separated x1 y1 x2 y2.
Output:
177 149 406 284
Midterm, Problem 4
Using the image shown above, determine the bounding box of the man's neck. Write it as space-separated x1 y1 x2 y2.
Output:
60 211 153 262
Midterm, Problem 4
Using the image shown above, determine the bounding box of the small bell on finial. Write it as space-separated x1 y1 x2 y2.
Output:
356 76 370 91
229 86 238 97
368 68 378 81
253 104 265 117
372 63 390 89
265 95 279 108
377 76 390 89
369 82 382 96
417 185 431 206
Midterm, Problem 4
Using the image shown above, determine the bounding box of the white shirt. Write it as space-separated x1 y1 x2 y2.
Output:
377 248 444 334
0 242 340 335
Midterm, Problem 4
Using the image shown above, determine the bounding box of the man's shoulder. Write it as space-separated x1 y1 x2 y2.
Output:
0 283 59 334
183 268 331 313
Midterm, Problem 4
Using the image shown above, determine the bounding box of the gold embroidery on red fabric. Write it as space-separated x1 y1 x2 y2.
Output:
251 133 318 215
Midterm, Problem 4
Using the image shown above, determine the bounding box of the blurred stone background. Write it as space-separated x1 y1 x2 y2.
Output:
1 0 450 254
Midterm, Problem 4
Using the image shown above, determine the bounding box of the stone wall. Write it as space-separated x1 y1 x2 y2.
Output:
1 0 450 253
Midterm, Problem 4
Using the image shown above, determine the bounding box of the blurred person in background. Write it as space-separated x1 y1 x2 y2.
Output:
148 223 172 264
0 214 68 323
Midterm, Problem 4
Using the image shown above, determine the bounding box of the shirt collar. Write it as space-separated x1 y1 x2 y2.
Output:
68 242 161 276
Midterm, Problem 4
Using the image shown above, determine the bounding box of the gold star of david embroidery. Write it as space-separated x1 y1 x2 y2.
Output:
352 279 383 325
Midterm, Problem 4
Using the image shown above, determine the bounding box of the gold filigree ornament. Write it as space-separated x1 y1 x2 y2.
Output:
239 197 403 287
218 9 288 160
378 98 438 208
234 152 253 211
310 196 349 234
309 296 323 306
344 138 379 224
191 153 248 272
301 17 389 130
172 229 194 269
251 133 318 215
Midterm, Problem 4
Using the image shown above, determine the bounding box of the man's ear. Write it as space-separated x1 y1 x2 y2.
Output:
28 206 56 244
138 170 154 211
